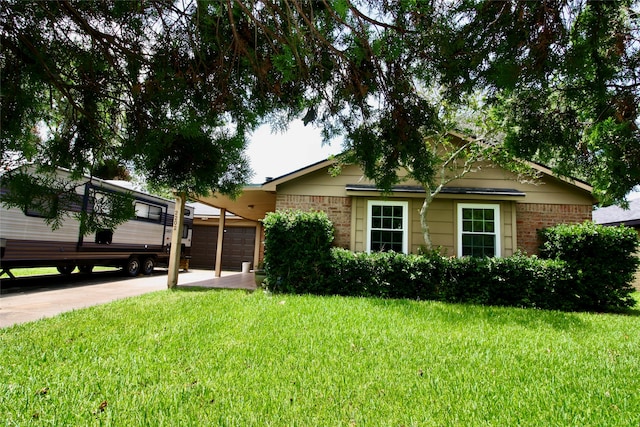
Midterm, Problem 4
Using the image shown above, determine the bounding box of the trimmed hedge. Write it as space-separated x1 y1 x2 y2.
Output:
325 249 445 300
441 254 573 310
262 210 334 294
539 221 639 311
263 211 638 312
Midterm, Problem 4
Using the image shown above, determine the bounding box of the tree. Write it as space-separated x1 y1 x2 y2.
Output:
430 0 640 206
2 0 639 229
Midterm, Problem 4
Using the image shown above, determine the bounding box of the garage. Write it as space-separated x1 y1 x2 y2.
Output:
190 225 256 271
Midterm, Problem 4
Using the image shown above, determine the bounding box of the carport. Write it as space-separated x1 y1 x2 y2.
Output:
193 186 276 277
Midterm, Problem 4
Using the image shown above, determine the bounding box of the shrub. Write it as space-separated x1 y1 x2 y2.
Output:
539 221 640 311
325 248 376 297
262 210 335 294
325 249 446 299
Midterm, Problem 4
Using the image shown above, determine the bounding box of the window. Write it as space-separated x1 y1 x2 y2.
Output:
135 202 163 222
457 203 501 258
367 200 409 253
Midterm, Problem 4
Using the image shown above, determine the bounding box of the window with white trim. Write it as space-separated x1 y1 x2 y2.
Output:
457 203 501 258
367 200 409 253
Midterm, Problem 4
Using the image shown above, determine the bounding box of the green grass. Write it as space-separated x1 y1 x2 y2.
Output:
2 266 120 278
1 290 639 426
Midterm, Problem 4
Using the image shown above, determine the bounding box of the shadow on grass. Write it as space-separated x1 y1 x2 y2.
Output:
172 285 256 294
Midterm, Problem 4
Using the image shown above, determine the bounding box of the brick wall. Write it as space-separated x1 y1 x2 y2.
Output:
516 203 592 255
275 194 352 249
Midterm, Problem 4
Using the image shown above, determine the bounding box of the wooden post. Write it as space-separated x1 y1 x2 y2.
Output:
253 221 262 269
214 208 226 277
167 192 186 289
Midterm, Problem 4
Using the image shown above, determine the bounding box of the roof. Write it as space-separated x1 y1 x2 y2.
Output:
593 197 640 227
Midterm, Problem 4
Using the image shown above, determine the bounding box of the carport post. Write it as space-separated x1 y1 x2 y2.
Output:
214 208 226 277
167 192 186 289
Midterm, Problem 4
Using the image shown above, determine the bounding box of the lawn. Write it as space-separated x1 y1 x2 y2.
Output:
1 289 639 426
1 266 120 278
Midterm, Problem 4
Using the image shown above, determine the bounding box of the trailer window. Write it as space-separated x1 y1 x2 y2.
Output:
25 192 79 218
90 191 111 216
135 202 163 222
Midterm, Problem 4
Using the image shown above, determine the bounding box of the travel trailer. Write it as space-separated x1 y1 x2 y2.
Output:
0 167 193 278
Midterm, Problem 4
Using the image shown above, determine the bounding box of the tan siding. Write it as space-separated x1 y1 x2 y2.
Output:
276 161 593 206
502 202 514 256
353 198 366 252
446 163 593 205
276 164 363 197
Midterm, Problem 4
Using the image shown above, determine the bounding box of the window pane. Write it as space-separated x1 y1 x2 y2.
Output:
460 206 498 258
369 203 406 252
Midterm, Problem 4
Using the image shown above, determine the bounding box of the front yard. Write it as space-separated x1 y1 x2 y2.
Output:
1 289 639 426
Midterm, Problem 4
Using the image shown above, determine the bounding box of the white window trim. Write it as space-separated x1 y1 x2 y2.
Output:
457 203 501 258
366 200 409 253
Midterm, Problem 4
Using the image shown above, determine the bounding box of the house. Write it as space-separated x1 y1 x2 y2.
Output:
593 197 640 290
195 136 595 267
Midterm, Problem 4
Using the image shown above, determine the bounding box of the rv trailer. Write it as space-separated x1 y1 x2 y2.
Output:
0 167 193 278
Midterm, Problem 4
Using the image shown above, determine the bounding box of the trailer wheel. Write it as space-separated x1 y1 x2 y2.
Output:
142 257 155 275
57 265 75 275
78 265 94 274
125 257 141 277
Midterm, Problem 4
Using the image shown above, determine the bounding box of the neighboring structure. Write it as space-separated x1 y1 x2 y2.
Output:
196 138 595 263
593 197 640 290
593 197 640 229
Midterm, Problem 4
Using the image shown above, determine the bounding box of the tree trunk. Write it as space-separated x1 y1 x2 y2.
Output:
419 193 435 251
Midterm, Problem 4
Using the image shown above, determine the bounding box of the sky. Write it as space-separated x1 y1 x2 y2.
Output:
245 120 343 184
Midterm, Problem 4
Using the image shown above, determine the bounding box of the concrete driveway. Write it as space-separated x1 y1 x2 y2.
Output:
0 269 256 328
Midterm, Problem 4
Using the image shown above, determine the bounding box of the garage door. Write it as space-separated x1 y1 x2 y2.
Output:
190 225 256 271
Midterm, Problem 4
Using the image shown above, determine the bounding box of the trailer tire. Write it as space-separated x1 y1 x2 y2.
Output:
78 265 94 274
57 265 75 275
142 257 155 275
125 257 141 277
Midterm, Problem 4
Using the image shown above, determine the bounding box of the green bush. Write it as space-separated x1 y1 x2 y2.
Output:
263 215 638 313
262 210 335 293
324 249 446 299
539 222 639 311
441 254 572 310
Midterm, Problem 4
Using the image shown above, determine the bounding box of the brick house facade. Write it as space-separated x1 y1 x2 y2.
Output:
276 194 352 249
516 203 593 254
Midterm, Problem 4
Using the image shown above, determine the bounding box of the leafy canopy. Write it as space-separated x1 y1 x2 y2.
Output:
2 0 639 213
